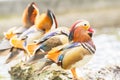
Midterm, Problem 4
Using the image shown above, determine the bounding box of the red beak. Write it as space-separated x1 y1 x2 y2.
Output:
88 27 94 33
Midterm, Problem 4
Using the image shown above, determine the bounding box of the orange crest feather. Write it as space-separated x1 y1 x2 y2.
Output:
10 37 24 49
47 48 61 63
26 43 38 55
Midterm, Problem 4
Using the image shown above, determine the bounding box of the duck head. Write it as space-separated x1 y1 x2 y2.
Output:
69 20 94 42
22 2 39 28
35 9 57 32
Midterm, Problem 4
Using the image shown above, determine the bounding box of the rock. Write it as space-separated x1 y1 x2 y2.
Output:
9 60 120 80
9 61 72 80
84 65 120 80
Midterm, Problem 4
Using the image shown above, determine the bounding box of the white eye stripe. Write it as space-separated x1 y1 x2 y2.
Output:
75 21 90 28
32 4 39 13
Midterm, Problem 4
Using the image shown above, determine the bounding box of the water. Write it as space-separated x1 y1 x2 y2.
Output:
0 52 25 80
0 34 120 80
77 34 120 79
0 55 11 80
90 34 120 68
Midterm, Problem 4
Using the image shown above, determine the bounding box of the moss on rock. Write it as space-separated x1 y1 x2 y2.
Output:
9 61 72 80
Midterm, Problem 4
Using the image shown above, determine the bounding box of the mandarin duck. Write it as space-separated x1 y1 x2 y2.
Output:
27 27 70 63
34 20 96 79
5 10 57 63
0 2 39 55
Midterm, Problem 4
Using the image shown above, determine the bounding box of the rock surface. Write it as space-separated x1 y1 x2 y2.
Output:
9 61 72 80
9 61 120 80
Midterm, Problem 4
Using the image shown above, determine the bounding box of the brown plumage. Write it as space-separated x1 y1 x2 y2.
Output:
5 9 58 63
22 2 39 28
27 27 69 63
35 20 96 79
0 2 39 56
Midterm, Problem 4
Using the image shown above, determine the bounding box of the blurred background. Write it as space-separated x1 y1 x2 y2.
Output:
0 0 120 38
0 0 120 80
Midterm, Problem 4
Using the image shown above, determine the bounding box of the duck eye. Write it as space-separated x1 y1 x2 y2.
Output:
42 28 45 31
84 24 87 26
